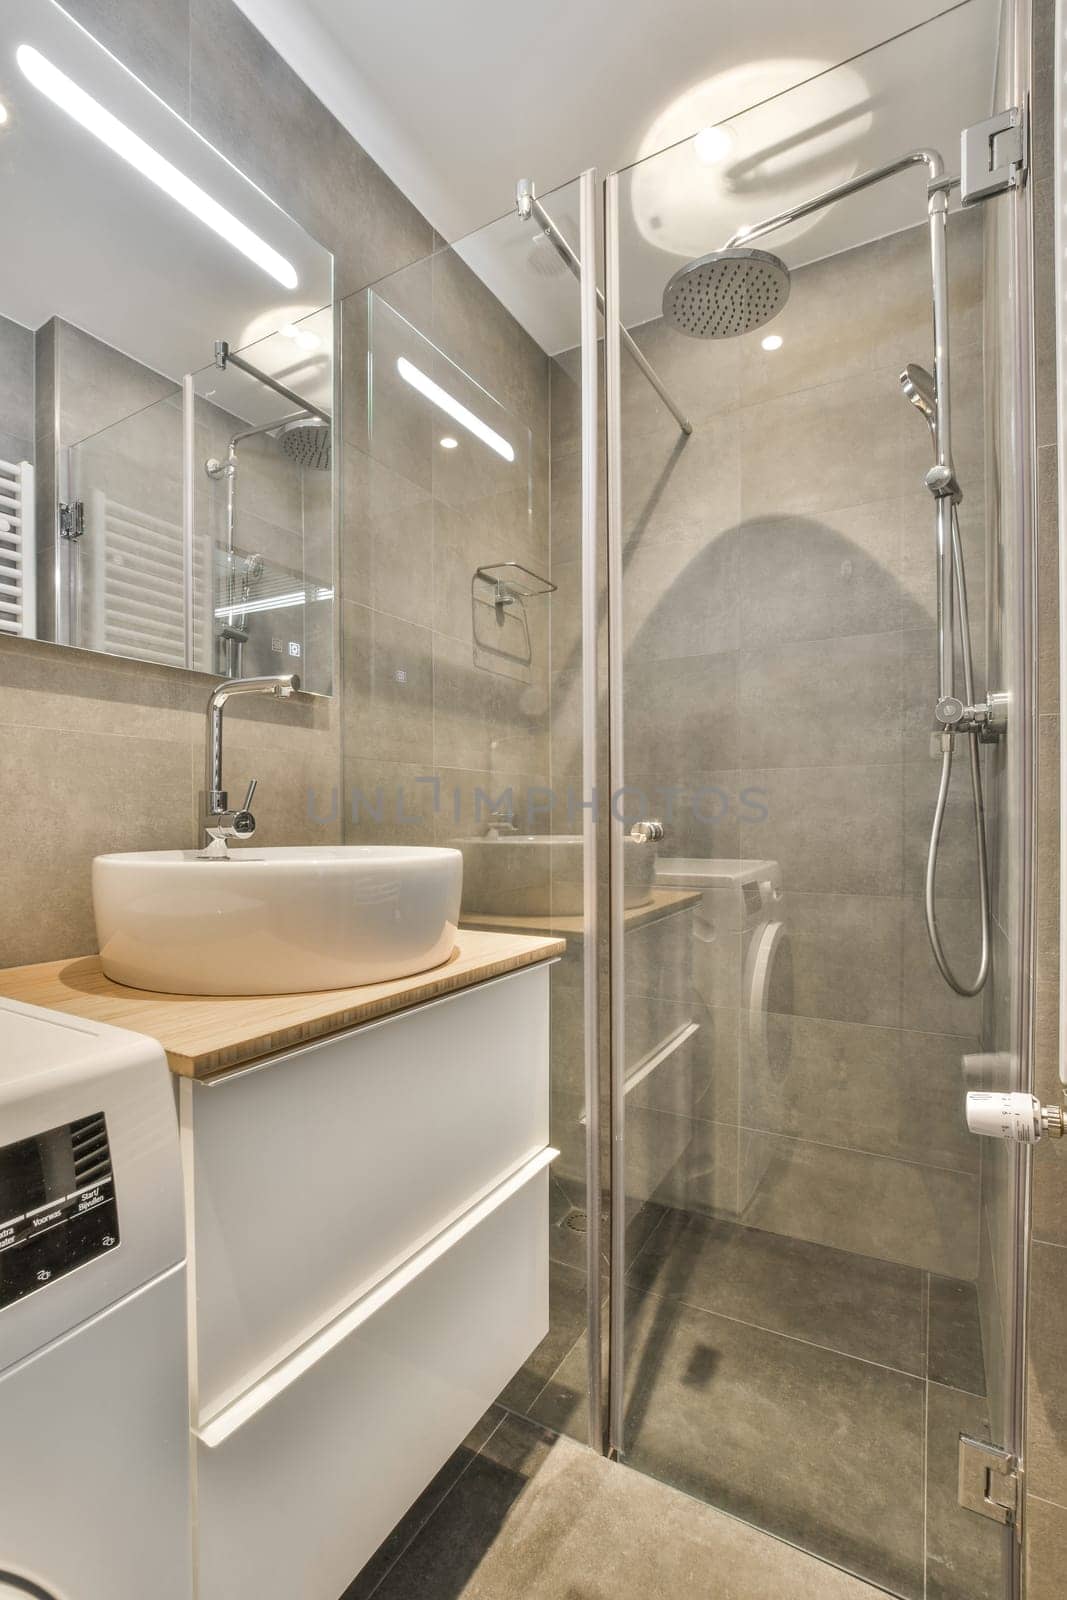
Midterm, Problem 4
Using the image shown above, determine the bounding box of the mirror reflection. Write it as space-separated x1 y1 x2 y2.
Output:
0 0 335 689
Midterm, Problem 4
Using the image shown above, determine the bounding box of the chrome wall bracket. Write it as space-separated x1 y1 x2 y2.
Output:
958 1436 1020 1526
59 499 84 541
960 108 1028 205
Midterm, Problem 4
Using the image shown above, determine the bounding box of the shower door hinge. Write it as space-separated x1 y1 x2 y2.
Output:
59 499 84 541
958 1435 1020 1526
960 108 1027 205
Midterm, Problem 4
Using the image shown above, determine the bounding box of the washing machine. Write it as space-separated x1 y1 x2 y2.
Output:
654 858 791 1211
654 856 788 1024
0 999 191 1600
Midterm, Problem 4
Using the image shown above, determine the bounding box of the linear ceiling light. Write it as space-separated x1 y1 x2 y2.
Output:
396 357 515 462
16 44 298 289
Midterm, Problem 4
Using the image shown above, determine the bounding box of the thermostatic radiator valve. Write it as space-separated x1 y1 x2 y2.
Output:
966 1091 1065 1144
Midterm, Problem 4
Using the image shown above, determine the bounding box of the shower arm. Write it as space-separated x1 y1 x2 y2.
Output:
515 179 693 436
214 340 331 425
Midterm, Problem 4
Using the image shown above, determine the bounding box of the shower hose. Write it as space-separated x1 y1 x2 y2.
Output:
924 503 991 996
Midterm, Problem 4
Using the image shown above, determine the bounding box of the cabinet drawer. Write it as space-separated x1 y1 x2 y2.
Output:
186 963 550 1417
196 1158 550 1600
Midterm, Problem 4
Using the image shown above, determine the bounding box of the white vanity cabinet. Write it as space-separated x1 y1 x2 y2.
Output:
179 961 554 1600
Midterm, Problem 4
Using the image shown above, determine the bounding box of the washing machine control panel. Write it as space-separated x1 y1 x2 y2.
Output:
0 1113 120 1309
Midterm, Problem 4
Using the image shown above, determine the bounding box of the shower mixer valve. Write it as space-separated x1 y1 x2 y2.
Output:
934 691 1007 741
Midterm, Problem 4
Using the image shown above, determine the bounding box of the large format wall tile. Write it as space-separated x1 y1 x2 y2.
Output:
742 1012 978 1173
739 764 903 896
738 1130 979 1278
627 1207 925 1374
738 630 902 769
737 215 983 411
739 368 930 521
1 723 194 966
342 602 434 767
60 0 192 113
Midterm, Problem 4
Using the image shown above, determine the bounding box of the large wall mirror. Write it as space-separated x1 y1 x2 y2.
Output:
0 0 335 691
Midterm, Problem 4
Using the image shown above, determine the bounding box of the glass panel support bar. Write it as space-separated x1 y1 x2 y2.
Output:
577 166 604 1451
516 178 692 436
604 170 628 1458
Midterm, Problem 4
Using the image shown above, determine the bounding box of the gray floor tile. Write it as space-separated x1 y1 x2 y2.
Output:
358 1411 882 1600
615 1287 925 1597
627 1209 925 1373
496 1257 589 1434
339 1407 506 1600
927 1275 987 1394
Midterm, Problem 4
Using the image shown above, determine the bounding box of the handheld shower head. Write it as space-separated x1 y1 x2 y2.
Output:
662 247 791 339
899 364 937 434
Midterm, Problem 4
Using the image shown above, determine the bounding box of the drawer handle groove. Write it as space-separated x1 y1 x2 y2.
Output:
196 1146 558 1448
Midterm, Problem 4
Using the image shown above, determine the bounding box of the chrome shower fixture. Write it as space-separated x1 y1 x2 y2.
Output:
661 247 791 339
279 418 331 471
899 363 937 433
675 146 998 993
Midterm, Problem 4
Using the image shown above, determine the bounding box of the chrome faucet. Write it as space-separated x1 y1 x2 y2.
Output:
200 674 300 855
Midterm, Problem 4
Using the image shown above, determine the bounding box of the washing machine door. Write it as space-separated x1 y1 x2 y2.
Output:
743 917 789 1075
0 1577 61 1600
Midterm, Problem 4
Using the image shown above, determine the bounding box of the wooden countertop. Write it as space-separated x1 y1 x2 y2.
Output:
461 886 701 937
0 930 565 1081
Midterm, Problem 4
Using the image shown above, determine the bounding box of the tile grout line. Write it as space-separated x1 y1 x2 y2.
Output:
353 1407 510 1600
624 1276 932 1386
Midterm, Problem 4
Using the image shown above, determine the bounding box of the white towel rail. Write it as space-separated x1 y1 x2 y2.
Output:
0 457 36 639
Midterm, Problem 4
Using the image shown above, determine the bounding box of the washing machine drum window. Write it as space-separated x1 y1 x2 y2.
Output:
0 1578 60 1600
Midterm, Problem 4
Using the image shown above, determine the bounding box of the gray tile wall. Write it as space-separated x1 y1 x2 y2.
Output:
1025 0 1067 1589
339 246 553 864
1 0 439 965
0 312 35 465
554 214 987 1280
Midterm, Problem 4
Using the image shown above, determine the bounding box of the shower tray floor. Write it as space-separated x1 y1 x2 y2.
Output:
340 1407 882 1600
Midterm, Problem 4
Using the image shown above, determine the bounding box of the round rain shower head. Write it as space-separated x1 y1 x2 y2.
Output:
662 247 791 339
279 418 331 471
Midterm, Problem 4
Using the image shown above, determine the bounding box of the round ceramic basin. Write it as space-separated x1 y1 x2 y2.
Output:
92 845 462 996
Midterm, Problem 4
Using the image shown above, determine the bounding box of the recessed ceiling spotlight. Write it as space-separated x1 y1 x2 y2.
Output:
693 124 733 165
439 436 459 450
761 334 784 351
0 101 10 127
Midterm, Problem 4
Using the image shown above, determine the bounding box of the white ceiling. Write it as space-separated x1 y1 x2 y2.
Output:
235 0 1001 352
233 0 997 238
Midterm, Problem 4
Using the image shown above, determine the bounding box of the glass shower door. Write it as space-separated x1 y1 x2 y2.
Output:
604 6 1031 1597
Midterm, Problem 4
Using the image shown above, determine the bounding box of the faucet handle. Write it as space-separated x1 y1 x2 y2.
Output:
231 778 258 840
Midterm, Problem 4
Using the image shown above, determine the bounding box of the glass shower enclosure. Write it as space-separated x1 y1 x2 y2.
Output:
601 3 1033 1598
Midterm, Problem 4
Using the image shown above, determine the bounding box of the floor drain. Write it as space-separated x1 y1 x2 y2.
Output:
562 1208 588 1235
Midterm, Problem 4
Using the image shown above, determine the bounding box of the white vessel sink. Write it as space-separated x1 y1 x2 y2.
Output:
92 846 462 996
455 834 654 917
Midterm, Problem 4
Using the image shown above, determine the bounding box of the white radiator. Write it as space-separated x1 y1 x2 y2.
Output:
87 490 209 668
0 457 36 639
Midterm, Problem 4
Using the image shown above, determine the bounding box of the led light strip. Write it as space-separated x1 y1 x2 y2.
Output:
16 44 298 289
